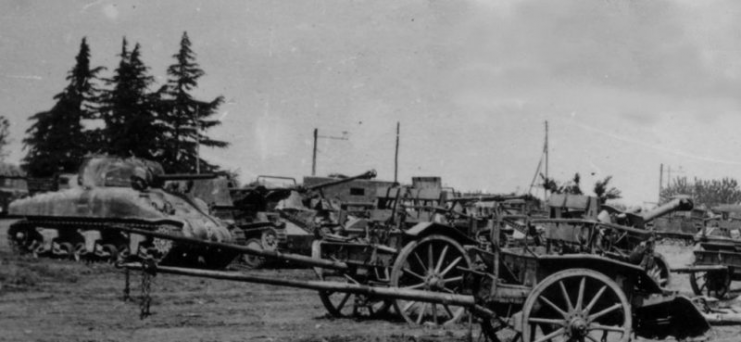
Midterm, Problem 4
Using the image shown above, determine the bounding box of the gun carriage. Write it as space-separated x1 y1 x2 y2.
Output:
673 204 741 298
113 192 709 342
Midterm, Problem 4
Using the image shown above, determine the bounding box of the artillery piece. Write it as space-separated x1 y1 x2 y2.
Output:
6 156 237 268
209 170 378 268
114 208 709 342
672 204 741 299
541 194 694 288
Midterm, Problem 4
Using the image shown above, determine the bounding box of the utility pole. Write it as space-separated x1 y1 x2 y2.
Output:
667 166 671 187
311 128 349 176
544 121 549 199
394 122 400 183
312 128 318 176
659 163 663 203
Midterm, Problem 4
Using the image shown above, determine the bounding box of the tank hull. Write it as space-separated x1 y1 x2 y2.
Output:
6 156 236 268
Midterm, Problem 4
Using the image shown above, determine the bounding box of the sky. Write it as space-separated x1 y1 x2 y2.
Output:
2 0 741 205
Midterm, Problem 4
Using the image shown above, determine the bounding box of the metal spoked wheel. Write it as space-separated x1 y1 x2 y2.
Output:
647 253 671 288
390 234 472 326
522 268 631 342
690 269 730 299
312 240 391 318
261 229 279 252
241 238 267 269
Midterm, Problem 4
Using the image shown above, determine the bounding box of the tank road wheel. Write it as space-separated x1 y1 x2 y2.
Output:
312 240 391 318
390 234 472 326
522 269 631 342
100 244 119 263
647 253 671 288
261 229 279 252
7 222 41 255
55 242 77 260
74 242 88 261
690 269 730 299
241 238 267 269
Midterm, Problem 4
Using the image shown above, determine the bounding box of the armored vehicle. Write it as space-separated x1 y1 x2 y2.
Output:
165 170 378 268
229 170 377 268
7 156 237 268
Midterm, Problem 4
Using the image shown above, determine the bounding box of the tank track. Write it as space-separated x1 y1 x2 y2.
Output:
7 219 176 263
7 218 237 269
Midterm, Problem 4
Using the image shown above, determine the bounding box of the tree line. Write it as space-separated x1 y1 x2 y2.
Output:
660 176 741 207
23 32 227 177
541 173 622 204
544 172 741 208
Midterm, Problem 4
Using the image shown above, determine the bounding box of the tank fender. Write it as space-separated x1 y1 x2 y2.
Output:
404 222 477 246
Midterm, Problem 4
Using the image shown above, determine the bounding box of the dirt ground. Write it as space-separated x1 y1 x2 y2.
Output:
0 219 739 342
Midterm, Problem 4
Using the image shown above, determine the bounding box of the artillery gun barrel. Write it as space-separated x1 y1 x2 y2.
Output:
121 262 481 309
445 194 533 203
304 169 377 192
155 173 223 181
111 226 349 271
641 197 694 222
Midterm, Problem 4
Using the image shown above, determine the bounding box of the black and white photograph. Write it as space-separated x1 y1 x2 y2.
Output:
1 1 740 341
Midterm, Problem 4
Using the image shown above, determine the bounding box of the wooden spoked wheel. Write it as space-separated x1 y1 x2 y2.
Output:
690 269 730 299
390 234 472 326
522 268 631 342
647 253 671 288
311 240 391 318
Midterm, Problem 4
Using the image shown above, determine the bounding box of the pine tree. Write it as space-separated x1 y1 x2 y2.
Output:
159 32 227 173
22 37 103 177
0 117 11 162
99 38 164 160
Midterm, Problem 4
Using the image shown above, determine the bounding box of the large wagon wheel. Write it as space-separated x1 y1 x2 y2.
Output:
522 268 631 342
311 240 391 318
390 234 472 326
690 269 730 299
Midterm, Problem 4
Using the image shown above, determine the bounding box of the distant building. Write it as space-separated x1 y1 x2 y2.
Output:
302 176 396 204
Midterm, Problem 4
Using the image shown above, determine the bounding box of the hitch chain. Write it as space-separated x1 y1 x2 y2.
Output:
139 256 158 319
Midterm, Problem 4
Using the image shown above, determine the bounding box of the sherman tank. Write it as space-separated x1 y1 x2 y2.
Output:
6 156 237 269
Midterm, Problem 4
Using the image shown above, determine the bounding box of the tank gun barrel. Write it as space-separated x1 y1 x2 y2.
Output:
154 173 224 182
641 197 694 222
304 169 377 192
